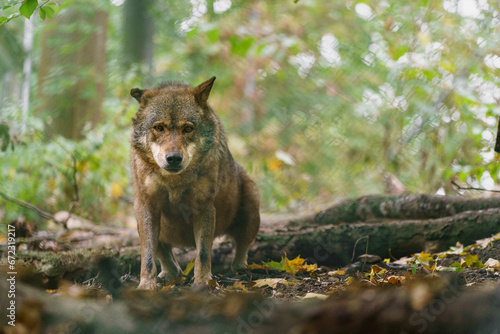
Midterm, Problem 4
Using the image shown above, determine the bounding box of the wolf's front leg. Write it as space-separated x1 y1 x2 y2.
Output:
136 200 160 290
193 204 216 286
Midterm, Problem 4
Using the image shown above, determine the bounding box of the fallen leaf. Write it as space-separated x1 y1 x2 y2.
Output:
371 264 384 273
423 263 436 272
484 258 500 270
385 276 405 285
246 263 269 270
328 269 345 276
461 254 484 269
230 281 248 292
252 278 288 289
182 259 195 276
394 256 412 265
302 293 328 300
346 276 355 285
261 254 317 275
475 232 500 248
415 252 433 265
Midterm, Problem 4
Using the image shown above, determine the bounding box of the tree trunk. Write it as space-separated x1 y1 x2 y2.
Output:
37 2 108 140
122 0 154 73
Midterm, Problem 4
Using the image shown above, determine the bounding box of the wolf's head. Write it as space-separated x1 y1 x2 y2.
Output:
130 77 220 174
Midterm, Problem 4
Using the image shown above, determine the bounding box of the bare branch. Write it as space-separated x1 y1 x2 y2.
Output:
451 180 500 194
0 190 66 228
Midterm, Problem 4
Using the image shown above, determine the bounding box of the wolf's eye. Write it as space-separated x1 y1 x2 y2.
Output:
183 126 193 133
153 125 164 132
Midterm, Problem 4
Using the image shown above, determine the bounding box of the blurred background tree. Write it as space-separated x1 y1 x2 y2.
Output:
1 0 499 226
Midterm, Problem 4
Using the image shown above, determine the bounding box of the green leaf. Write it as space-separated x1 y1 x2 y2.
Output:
19 0 38 19
39 6 45 19
44 5 54 18
230 36 255 57
0 12 20 26
186 27 199 39
450 262 464 273
207 28 220 44
2 1 22 10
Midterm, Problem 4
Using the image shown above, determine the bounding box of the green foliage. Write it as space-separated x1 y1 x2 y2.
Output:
0 0 58 26
0 103 132 223
19 0 37 19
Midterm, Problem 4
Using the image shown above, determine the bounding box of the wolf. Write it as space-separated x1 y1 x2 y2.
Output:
130 77 260 289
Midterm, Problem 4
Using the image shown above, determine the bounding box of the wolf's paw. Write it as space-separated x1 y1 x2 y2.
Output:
231 262 248 272
193 273 212 287
158 270 182 281
137 279 158 290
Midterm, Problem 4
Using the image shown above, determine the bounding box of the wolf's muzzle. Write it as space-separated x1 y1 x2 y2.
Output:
166 152 183 167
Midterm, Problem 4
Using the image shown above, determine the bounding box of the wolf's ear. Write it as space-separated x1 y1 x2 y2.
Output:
192 76 216 106
130 88 145 103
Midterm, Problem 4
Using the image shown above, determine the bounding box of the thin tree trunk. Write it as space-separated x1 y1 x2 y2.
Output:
123 0 154 74
37 2 108 139
21 16 34 134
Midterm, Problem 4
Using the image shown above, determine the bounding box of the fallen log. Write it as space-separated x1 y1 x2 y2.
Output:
289 194 500 226
252 207 500 266
3 194 500 279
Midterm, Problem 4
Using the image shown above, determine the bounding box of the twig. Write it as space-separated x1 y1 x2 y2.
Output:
70 154 80 204
451 181 500 193
0 190 66 228
351 235 369 262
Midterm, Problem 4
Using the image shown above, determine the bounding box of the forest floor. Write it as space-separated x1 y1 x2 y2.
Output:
1 210 500 333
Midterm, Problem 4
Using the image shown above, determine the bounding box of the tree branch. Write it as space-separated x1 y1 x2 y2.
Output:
0 190 66 228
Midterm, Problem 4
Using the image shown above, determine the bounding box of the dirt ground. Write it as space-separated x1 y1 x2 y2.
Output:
1 218 500 333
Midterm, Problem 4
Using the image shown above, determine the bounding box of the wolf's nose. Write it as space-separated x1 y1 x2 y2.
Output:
166 152 183 166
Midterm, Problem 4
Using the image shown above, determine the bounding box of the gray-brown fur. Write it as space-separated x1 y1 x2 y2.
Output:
130 77 260 289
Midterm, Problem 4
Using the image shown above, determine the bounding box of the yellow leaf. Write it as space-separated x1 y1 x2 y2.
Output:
423 263 436 272
463 254 484 268
182 259 195 276
231 281 247 292
283 254 317 275
246 263 269 270
383 258 391 263
110 182 124 198
328 269 345 276
346 276 355 285
386 276 405 285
